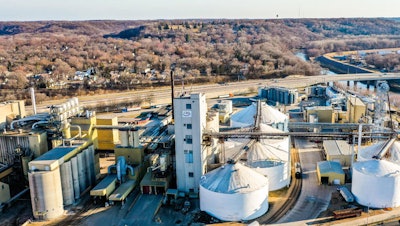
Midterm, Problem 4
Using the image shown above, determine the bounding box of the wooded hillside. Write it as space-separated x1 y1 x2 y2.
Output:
1 18 400 103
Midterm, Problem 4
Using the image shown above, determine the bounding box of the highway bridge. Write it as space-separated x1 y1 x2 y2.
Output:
28 72 400 114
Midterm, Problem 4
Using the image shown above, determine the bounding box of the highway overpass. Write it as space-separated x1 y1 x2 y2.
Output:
28 72 400 114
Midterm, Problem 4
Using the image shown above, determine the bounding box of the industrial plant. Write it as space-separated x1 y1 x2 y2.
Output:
1 77 400 225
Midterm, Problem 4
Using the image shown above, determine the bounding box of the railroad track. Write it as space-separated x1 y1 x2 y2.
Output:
49 196 102 226
258 147 303 224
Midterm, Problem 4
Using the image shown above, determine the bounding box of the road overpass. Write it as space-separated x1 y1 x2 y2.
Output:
28 72 400 114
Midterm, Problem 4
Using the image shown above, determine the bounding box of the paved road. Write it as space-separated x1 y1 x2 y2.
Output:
27 72 400 114
277 138 336 223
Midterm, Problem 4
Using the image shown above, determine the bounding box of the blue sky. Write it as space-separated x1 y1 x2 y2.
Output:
0 0 399 21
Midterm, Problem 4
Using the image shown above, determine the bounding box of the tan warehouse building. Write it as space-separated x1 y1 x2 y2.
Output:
323 140 353 167
347 96 366 123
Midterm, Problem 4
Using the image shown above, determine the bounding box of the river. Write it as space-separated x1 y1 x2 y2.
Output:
295 52 375 92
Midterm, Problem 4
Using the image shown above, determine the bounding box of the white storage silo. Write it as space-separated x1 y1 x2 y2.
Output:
352 159 400 208
230 103 257 128
261 104 288 131
357 141 385 161
29 169 64 220
247 139 290 191
88 146 96 184
60 161 74 205
70 156 80 200
77 152 87 192
84 148 92 186
200 163 269 221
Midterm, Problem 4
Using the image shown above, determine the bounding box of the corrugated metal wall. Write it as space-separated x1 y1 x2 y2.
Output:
0 136 30 165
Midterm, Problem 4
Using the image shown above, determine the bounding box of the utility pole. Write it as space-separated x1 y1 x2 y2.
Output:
170 64 176 120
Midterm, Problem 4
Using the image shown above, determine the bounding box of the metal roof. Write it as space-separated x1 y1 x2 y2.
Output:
323 140 352 156
34 146 76 161
353 159 400 177
200 163 268 194
317 161 344 175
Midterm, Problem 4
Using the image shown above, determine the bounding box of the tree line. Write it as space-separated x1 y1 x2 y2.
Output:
1 18 400 103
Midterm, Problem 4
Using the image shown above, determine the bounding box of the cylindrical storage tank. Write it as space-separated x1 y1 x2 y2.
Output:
77 152 87 193
28 169 64 220
84 148 92 186
60 161 74 205
200 163 269 221
88 146 96 185
352 159 400 208
247 141 290 191
70 156 80 200
358 141 386 162
120 130 129 147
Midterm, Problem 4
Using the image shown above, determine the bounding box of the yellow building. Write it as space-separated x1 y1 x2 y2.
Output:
347 96 366 123
316 161 345 185
96 116 119 150
305 106 334 123
0 100 25 130
323 140 353 167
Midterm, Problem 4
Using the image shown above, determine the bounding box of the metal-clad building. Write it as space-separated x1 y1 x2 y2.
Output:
258 87 298 105
323 140 353 167
174 93 207 194
0 131 48 165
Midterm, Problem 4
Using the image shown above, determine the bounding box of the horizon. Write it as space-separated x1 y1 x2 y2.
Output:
1 0 399 21
0 17 399 23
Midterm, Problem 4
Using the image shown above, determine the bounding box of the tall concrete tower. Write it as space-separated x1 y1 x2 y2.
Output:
174 93 207 194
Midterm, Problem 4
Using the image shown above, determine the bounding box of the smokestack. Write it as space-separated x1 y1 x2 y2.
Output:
30 87 37 115
171 70 175 120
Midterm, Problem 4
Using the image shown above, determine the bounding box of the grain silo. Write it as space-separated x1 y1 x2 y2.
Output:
247 138 290 191
352 159 400 208
28 169 64 220
230 103 257 128
200 162 269 221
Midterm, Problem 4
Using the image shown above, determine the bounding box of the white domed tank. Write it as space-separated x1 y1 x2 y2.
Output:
358 141 386 161
29 169 64 220
200 163 269 221
247 139 290 191
352 159 400 208
358 140 400 164
260 104 288 131
230 103 256 128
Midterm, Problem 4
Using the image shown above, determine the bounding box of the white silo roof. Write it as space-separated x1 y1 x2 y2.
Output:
247 140 290 191
352 159 400 208
223 138 251 160
353 159 400 177
200 162 268 194
261 104 287 124
358 141 385 161
259 137 290 161
358 141 400 163
230 104 256 128
247 141 287 166
200 162 269 221
230 103 287 128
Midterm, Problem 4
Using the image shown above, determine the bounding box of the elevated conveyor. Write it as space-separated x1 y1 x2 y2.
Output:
90 174 117 199
109 179 136 202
